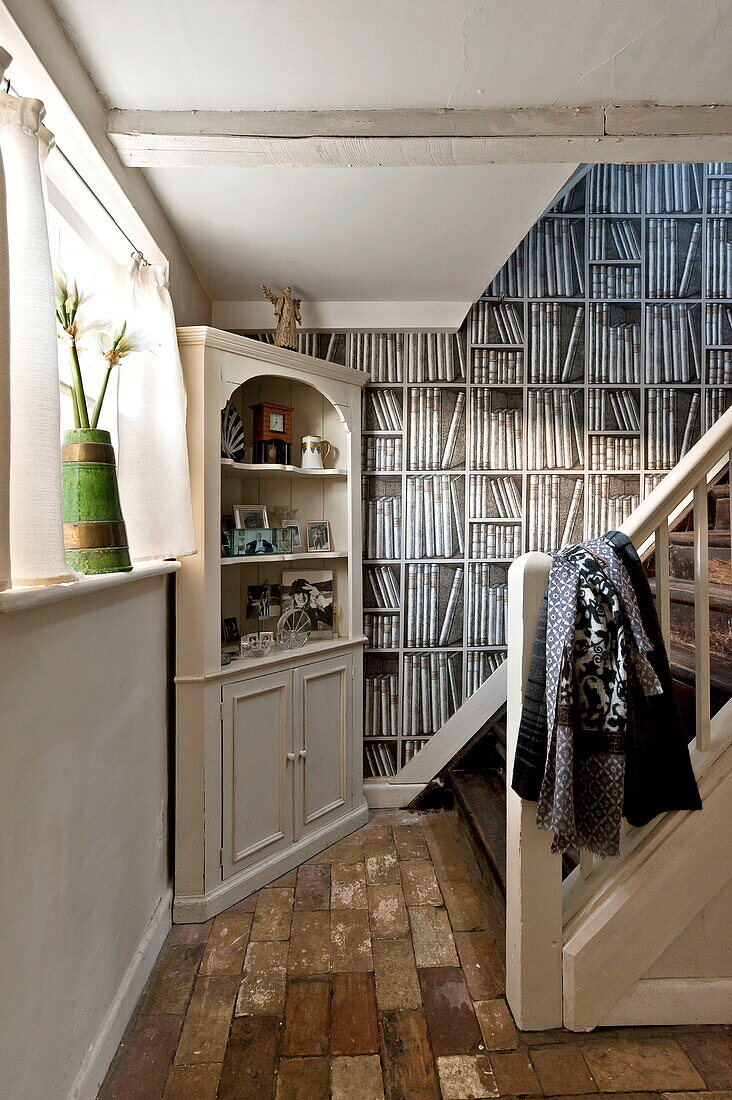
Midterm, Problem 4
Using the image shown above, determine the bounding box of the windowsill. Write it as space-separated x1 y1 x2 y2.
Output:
0 559 181 613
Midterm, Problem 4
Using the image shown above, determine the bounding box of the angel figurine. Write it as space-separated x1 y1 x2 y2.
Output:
261 284 302 350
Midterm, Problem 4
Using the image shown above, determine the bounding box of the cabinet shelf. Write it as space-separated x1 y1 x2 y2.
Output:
221 459 347 477
222 551 348 566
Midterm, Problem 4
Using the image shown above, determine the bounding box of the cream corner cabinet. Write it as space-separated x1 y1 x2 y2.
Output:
174 327 369 922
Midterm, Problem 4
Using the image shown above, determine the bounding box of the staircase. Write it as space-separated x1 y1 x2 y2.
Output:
446 473 732 904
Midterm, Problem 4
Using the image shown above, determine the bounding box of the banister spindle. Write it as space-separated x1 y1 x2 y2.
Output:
693 482 710 752
654 522 671 653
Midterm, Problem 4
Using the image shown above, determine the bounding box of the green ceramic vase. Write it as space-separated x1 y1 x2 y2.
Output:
61 428 132 574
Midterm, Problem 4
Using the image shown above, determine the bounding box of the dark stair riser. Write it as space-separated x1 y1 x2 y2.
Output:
710 486 730 531
669 542 732 585
666 589 732 659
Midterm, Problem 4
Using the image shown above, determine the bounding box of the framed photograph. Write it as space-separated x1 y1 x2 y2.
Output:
221 616 240 644
282 521 303 549
259 630 274 645
306 521 331 552
233 504 269 530
241 528 276 555
274 528 294 553
282 570 334 636
246 582 282 620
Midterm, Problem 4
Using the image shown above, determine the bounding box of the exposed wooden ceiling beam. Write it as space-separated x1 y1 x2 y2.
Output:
107 106 732 168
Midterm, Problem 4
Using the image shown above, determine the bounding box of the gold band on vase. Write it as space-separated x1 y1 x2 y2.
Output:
63 520 128 549
61 441 116 464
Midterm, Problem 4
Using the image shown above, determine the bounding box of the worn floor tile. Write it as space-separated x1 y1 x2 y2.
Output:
100 1014 182 1100
531 1044 599 1094
473 998 519 1051
365 838 401 886
437 1054 499 1099
250 888 294 942
228 893 258 914
275 1056 330 1099
218 1015 280 1100
380 1009 441 1100
368 883 410 938
663 1093 732 1100
175 976 239 1065
287 910 330 975
440 878 488 932
355 823 394 843
166 920 213 947
400 859 443 906
409 906 459 967
331 861 368 909
309 836 363 864
162 1062 222 1100
280 978 330 1056
582 1038 706 1093
676 1031 732 1089
424 824 470 881
332 1055 385 1100
331 972 380 1055
372 937 423 1011
269 869 298 888
418 966 483 1056
489 1049 543 1096
236 941 289 1015
454 931 505 999
294 863 330 911
331 909 374 971
393 823 430 861
141 943 205 1016
200 913 252 976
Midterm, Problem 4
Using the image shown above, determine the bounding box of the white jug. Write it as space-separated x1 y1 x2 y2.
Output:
300 435 332 470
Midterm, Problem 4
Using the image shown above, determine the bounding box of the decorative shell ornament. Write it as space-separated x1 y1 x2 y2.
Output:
221 400 246 461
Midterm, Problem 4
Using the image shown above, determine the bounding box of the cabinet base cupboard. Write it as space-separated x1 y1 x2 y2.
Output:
174 328 369 922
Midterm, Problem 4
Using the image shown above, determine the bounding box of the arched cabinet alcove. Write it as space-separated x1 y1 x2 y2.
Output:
175 328 369 921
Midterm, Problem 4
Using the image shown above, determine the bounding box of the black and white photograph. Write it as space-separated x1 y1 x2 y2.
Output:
281 570 334 634
306 520 331 552
245 582 282 620
281 521 302 549
233 503 269 530
243 527 292 555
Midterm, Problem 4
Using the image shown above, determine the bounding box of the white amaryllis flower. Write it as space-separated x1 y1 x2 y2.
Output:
98 323 155 366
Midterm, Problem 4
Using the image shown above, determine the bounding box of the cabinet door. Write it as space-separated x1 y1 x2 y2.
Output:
222 671 293 877
293 654 352 840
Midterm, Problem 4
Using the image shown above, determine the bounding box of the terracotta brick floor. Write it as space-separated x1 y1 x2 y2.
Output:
99 810 731 1099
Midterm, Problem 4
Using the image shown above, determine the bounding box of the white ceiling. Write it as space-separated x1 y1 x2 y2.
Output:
46 0 732 326
49 0 732 112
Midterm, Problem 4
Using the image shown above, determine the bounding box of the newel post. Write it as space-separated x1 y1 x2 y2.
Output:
505 552 564 1030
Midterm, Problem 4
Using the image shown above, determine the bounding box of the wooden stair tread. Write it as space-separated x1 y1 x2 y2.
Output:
649 577 732 610
450 769 506 895
670 642 732 697
670 530 731 547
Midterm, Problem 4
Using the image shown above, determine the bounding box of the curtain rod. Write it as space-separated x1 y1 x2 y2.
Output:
3 75 150 266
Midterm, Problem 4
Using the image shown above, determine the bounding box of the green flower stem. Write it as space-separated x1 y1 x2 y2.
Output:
90 366 113 430
70 384 81 429
69 341 90 429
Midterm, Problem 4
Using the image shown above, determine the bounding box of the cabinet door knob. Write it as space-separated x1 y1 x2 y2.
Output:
298 749 308 759
286 752 296 762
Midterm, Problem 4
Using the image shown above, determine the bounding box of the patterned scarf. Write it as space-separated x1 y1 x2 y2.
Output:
537 540 662 857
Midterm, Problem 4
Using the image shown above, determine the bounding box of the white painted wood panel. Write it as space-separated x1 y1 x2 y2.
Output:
294 654 351 837
222 670 293 877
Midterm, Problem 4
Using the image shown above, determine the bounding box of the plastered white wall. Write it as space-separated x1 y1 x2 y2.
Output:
0 577 171 1099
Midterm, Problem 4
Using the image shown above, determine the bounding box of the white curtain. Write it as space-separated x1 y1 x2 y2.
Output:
0 53 10 592
0 90 75 588
117 258 196 561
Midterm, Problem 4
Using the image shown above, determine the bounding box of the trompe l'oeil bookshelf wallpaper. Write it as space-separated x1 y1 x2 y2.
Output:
253 161 732 780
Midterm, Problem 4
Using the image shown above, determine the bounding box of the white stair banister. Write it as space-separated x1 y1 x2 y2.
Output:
506 402 732 1031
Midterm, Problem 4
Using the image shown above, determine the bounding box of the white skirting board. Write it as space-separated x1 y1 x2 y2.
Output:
68 888 172 1100
364 781 426 809
602 976 732 1027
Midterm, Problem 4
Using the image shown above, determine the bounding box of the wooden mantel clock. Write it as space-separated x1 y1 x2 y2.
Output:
250 402 294 464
